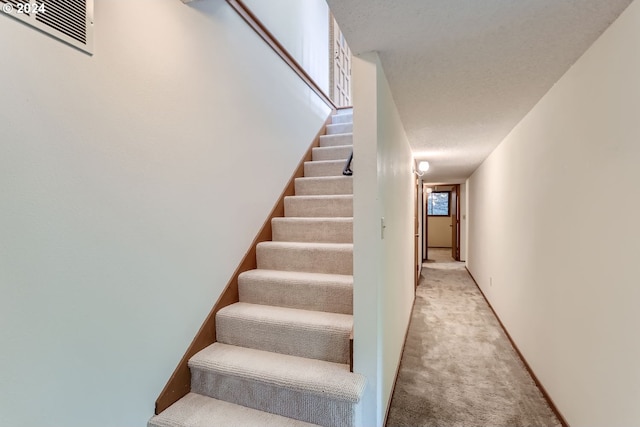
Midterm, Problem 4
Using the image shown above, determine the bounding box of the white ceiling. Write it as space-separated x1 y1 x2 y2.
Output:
327 0 633 183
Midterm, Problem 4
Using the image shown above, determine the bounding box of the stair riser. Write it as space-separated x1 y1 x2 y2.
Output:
191 370 357 427
216 315 350 364
295 178 352 196
284 196 353 217
312 146 352 161
272 219 353 243
304 161 345 177
331 114 353 125
319 134 353 147
326 123 353 135
239 279 353 314
257 245 353 275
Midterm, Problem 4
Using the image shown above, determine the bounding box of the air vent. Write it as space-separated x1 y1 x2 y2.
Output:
1 0 93 54
36 0 86 45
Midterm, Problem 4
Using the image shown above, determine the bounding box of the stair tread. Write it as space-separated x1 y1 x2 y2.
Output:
311 145 352 162
323 132 352 136
285 194 353 200
273 217 353 224
313 145 353 151
239 270 352 295
331 113 353 124
318 134 353 147
272 217 353 243
304 158 348 176
218 302 352 332
189 343 366 402
217 303 351 363
296 176 352 182
304 159 350 165
239 269 353 314
149 393 320 427
320 134 351 137
240 269 352 284
257 241 353 275
326 124 353 134
258 241 353 250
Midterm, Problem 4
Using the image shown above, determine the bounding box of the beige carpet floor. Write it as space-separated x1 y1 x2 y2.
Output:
386 248 561 427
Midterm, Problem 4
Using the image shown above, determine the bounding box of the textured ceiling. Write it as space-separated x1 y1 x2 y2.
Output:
327 0 633 183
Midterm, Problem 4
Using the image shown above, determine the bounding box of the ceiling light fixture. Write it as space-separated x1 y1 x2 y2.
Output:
413 160 430 177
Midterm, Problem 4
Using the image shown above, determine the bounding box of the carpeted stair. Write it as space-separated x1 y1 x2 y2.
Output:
149 108 364 427
284 195 353 217
312 145 353 161
238 270 353 314
272 217 352 243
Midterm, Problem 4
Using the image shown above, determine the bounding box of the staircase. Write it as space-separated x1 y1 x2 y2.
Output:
149 109 364 427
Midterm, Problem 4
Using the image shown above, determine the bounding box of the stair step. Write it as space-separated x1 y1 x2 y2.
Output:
326 123 353 135
257 241 353 275
272 217 352 243
148 393 320 427
216 302 351 363
319 133 353 147
312 145 352 161
284 195 353 218
331 113 353 125
238 269 353 314
189 343 366 427
304 159 347 177
295 176 352 196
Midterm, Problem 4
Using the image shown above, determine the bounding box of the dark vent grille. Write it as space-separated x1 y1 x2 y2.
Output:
35 0 87 45
1 0 30 5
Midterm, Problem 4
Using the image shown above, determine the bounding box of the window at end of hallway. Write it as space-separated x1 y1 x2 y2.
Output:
427 191 450 216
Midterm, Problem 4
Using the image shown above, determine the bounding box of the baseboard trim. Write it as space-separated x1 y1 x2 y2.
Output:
465 267 570 427
383 285 418 426
154 116 331 415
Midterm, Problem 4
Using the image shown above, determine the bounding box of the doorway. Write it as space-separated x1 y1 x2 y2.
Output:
423 184 462 262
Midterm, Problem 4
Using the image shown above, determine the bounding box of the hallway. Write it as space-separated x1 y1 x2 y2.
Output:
386 249 561 427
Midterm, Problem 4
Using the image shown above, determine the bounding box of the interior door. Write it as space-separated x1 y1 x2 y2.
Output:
331 16 352 107
451 185 461 261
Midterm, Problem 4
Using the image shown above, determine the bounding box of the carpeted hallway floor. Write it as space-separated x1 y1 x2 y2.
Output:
386 248 561 427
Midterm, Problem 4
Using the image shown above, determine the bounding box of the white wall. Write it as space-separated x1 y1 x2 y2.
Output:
460 182 467 261
467 1 640 425
352 52 415 427
0 1 331 426
243 0 330 95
